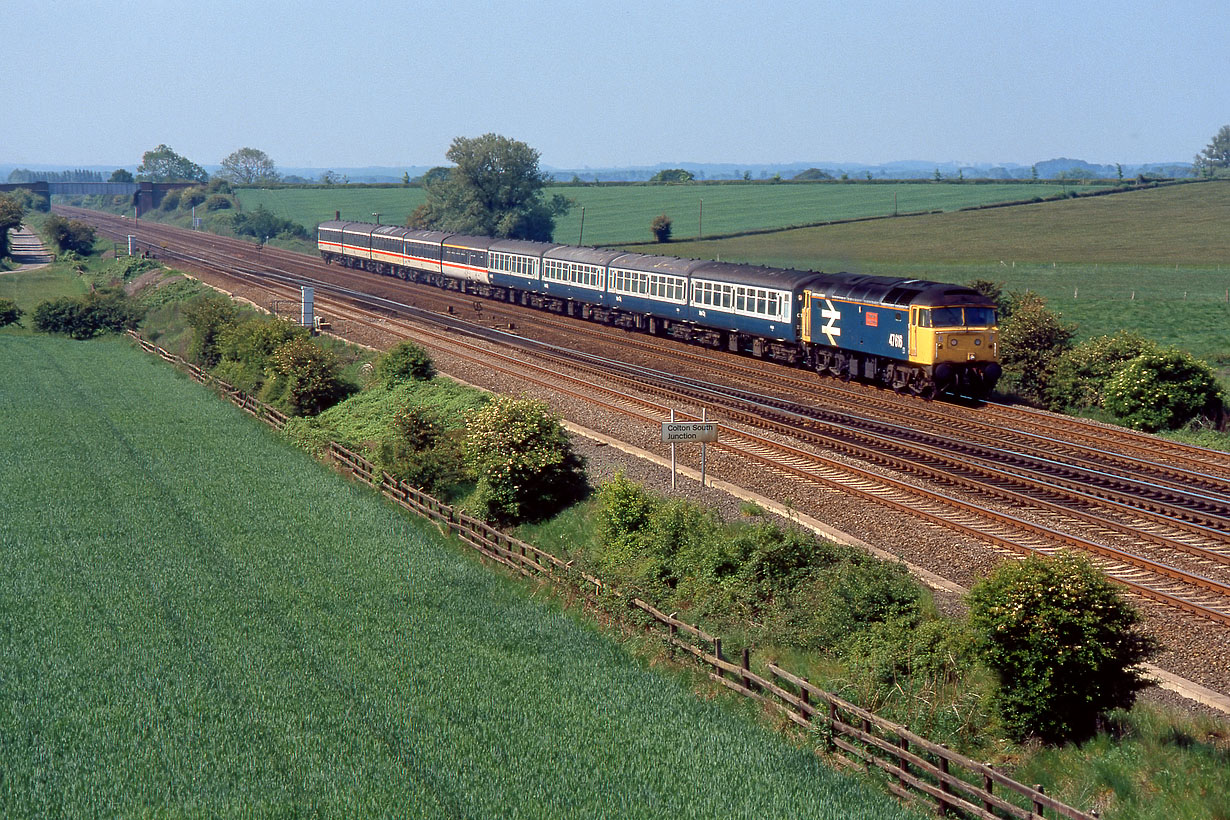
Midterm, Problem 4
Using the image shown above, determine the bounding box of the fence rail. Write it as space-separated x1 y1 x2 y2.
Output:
126 331 1096 820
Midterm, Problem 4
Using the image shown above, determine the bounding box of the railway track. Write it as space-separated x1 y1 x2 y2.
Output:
62 205 1230 629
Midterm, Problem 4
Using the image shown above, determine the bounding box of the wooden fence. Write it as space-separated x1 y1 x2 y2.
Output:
127 332 1097 820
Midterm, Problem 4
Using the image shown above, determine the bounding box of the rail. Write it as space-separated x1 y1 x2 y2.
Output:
125 330 1096 820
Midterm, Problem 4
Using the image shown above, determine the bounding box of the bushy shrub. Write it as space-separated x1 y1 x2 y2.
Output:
997 290 1076 404
773 556 923 650
267 336 349 416
183 294 240 367
31 289 144 339
213 317 306 393
0 194 24 258
204 193 233 211
462 396 587 525
0 297 21 327
376 340 435 386
232 205 309 240
159 189 182 211
1103 348 1223 431
379 405 467 494
179 186 208 210
43 214 97 254
968 552 1157 743
1047 331 1158 411
650 213 672 242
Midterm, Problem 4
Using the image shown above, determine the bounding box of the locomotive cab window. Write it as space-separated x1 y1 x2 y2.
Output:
930 307 964 327
964 307 997 326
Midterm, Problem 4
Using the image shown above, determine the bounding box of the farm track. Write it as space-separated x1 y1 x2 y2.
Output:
62 207 1230 690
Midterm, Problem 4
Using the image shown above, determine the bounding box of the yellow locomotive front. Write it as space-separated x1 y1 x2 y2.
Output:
909 304 1000 395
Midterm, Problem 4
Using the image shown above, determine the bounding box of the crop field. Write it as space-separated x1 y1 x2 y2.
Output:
0 334 922 818
236 181 1105 245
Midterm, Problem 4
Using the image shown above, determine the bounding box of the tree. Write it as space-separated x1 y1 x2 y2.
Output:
650 213 672 242
108 168 134 183
996 290 1075 405
0 194 25 259
136 144 208 183
793 168 834 181
409 134 570 242
1194 124 1230 174
649 168 694 183
968 552 1157 743
1103 348 1223 431
219 147 281 184
462 396 587 524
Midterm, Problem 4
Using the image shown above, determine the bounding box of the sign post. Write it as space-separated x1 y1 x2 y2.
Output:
661 410 719 489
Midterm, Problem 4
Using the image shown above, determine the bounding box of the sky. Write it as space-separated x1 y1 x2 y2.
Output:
5 0 1227 171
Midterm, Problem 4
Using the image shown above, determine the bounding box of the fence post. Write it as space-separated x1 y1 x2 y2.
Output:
826 699 836 751
1033 784 1046 818
898 729 909 792
713 638 723 679
983 766 994 814
741 647 751 691
937 753 951 817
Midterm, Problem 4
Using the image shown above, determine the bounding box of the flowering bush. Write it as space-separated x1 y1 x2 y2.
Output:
1046 331 1157 411
1103 348 1222 431
968 552 1156 743
463 397 586 525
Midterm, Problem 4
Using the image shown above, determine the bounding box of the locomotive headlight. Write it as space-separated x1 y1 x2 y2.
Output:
974 338 982 346
950 338 958 346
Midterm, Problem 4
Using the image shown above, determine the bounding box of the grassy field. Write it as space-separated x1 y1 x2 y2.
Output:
235 181 1107 245
0 333 922 818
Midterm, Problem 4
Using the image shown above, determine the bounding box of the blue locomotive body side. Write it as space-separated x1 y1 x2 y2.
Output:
814 296 910 360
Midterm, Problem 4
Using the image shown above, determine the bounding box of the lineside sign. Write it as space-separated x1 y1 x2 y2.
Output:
661 421 719 443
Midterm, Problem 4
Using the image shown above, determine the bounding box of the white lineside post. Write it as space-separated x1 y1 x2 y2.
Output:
301 286 314 329
127 235 134 256
670 408 677 490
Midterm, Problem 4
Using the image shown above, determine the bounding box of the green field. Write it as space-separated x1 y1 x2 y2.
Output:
0 334 921 818
236 181 1107 245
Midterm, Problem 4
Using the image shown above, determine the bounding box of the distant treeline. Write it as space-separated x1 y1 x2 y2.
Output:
7 168 104 183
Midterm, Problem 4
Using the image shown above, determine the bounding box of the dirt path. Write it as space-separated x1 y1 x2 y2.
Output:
5 224 53 271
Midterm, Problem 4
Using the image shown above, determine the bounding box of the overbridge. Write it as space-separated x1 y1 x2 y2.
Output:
0 180 199 216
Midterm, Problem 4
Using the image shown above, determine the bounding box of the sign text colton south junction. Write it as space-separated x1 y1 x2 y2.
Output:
661 422 719 443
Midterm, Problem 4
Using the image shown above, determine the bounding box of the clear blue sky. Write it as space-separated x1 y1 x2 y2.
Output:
6 0 1227 170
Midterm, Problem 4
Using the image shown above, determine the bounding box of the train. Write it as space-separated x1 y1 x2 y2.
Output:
317 221 1001 398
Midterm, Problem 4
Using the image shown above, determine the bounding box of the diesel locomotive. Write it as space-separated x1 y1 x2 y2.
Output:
318 221 1001 397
